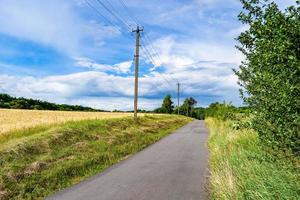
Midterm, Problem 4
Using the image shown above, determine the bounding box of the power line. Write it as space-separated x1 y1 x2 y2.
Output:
117 0 139 25
142 33 163 67
102 0 133 26
140 40 176 88
141 33 180 85
84 1 181 103
140 46 180 103
84 0 120 30
140 42 173 88
86 0 173 74
94 0 131 31
140 39 158 66
141 34 160 67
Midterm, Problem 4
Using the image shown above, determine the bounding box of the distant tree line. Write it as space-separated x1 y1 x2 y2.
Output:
153 94 248 120
0 94 104 112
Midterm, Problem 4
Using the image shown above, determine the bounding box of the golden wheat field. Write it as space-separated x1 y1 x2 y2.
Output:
0 109 132 134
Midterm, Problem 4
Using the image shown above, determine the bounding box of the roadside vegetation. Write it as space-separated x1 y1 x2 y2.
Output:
206 117 300 200
206 0 300 199
235 0 300 154
0 115 192 200
153 94 248 121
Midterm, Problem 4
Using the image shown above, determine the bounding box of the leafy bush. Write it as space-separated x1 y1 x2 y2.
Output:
205 102 238 120
235 0 300 153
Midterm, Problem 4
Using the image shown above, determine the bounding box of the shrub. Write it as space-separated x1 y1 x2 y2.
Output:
205 102 237 120
235 0 300 153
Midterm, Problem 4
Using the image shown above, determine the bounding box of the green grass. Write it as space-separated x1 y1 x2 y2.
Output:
0 114 192 200
206 118 300 200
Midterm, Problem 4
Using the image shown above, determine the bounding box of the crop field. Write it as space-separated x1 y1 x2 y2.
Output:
0 115 191 199
0 109 132 134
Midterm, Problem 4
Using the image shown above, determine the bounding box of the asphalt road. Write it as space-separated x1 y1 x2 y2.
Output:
47 120 209 200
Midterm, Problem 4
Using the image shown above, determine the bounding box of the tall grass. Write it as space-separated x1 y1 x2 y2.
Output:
0 115 192 200
206 118 300 200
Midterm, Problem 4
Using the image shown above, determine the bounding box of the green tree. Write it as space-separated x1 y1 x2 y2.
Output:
235 0 300 152
161 94 174 114
192 107 206 120
182 97 197 117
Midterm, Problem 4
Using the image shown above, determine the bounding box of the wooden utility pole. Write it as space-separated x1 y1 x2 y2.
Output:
177 82 180 115
133 25 143 122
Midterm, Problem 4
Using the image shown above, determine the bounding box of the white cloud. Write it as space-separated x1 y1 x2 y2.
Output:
0 65 241 110
0 0 120 56
67 97 162 111
143 35 242 75
114 60 133 73
0 0 247 109
74 57 114 71
74 57 133 74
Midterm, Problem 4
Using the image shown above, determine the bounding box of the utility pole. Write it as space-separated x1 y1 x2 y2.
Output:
133 25 143 122
177 82 180 115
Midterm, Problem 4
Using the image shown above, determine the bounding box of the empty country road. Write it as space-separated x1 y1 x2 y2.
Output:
47 120 209 200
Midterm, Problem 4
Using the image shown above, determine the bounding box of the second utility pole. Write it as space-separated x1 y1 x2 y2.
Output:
133 25 143 122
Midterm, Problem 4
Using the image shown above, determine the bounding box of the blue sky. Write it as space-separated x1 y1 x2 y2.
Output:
0 0 294 110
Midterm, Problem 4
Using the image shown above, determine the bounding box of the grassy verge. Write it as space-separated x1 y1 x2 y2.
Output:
206 118 300 200
0 115 192 200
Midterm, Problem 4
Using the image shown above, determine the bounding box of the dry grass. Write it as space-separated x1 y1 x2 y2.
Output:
0 109 133 134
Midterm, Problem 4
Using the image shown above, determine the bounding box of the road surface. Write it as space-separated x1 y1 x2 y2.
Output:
47 120 209 200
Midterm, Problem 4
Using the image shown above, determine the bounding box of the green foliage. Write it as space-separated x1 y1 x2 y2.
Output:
154 95 249 121
191 107 206 120
204 102 250 120
190 102 250 121
174 97 198 117
0 115 192 199
153 107 167 113
207 118 300 200
161 94 174 114
205 102 237 120
0 94 103 112
154 94 175 114
235 0 300 153
182 97 197 117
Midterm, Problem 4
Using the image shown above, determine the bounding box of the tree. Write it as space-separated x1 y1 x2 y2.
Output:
235 0 300 152
182 97 197 117
192 107 206 120
161 95 174 114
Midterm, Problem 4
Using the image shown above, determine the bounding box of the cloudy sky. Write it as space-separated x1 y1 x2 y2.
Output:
0 0 294 110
